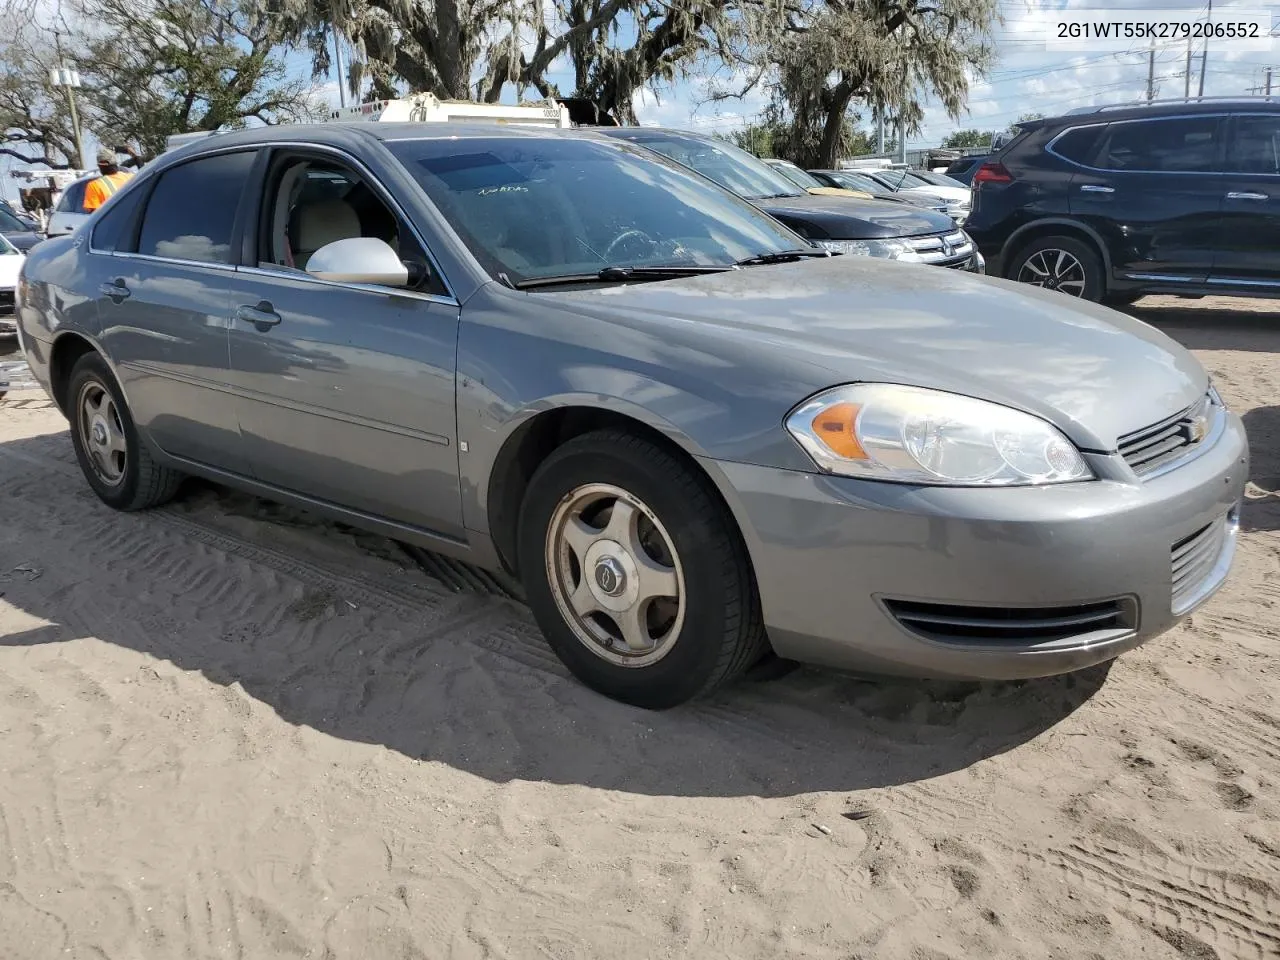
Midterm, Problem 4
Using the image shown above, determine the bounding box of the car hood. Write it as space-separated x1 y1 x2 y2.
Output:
543 257 1206 450
3 230 40 253
751 193 957 240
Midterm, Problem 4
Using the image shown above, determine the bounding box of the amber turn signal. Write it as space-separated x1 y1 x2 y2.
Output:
810 402 868 460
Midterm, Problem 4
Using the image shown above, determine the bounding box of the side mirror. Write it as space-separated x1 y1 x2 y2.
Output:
306 236 410 287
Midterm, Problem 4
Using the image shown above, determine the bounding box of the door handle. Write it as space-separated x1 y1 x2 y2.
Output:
1079 184 1115 194
99 279 130 303
233 301 282 330
1226 191 1268 201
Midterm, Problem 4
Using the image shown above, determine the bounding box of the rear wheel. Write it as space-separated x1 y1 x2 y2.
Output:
1007 235 1105 302
517 430 768 709
67 352 184 511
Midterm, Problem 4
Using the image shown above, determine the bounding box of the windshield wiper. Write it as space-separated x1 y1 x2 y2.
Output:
735 249 831 266
751 192 806 200
512 264 735 290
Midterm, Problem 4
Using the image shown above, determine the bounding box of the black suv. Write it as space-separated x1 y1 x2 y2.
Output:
965 97 1280 303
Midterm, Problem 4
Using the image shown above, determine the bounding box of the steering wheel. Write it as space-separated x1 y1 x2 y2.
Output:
604 229 654 262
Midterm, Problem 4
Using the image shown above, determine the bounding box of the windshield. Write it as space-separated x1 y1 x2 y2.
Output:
610 132 807 201
873 169 931 191
917 171 966 189
769 163 824 190
388 135 810 284
0 232 16 254
0 205 28 232
827 172 883 193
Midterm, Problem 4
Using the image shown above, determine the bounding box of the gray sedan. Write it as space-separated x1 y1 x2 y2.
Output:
14 124 1248 709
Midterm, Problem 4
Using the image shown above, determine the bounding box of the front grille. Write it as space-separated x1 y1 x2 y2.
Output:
1171 515 1229 613
907 230 976 268
883 598 1135 646
1117 394 1214 477
0 288 13 317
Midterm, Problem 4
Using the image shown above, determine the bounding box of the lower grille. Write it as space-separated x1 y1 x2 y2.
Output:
1171 514 1230 614
907 230 976 269
1118 394 1214 476
0 288 13 317
884 598 1135 646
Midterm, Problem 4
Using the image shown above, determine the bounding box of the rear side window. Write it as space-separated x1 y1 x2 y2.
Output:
1049 126 1105 165
137 150 257 264
1229 115 1280 174
90 187 145 253
1094 117 1220 173
58 181 88 213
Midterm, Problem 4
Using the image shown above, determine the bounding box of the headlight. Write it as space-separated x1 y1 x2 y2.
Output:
818 238 921 261
1207 381 1226 409
785 383 1094 486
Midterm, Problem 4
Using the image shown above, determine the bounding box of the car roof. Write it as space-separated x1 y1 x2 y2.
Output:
1044 95 1280 127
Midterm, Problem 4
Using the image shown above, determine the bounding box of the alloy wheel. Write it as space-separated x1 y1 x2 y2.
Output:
1017 248 1087 296
544 482 687 668
78 380 127 486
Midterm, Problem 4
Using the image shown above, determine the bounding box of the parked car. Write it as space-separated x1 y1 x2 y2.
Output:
45 174 99 239
913 170 972 192
965 97 1280 303
808 169 952 216
761 158 875 199
861 168 972 222
16 123 1247 708
595 127 982 270
943 155 990 184
0 202 43 252
0 231 21 336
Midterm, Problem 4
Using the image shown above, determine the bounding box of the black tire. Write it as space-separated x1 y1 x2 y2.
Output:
66 352 184 511
1006 234 1106 302
516 429 768 709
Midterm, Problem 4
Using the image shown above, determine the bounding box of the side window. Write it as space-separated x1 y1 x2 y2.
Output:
1095 117 1220 173
137 151 257 264
90 187 145 253
1050 126 1105 165
1229 115 1280 174
260 154 446 295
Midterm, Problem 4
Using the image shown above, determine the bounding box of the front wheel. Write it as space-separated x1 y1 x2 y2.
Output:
1007 235 1105 302
517 430 768 709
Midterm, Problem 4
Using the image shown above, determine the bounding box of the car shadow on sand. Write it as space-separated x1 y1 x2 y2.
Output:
1126 297 1280 353
0 430 1113 800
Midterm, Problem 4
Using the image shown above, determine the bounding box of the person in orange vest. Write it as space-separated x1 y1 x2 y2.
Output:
83 148 133 212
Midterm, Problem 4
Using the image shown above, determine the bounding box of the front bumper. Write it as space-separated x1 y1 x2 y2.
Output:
706 412 1248 680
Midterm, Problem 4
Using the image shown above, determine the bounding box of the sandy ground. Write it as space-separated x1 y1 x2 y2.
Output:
0 296 1278 960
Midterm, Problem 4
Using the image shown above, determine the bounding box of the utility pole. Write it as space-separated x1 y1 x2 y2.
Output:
1268 66 1274 96
1147 38 1157 101
876 115 885 155
897 117 907 165
332 28 347 107
1198 0 1212 97
1185 38 1193 97
50 32 85 170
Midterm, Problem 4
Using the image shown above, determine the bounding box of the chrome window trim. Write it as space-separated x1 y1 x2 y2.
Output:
89 138 458 302
236 263 460 307
1044 113 1231 175
111 251 238 273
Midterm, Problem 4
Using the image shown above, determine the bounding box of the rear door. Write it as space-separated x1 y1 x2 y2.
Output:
1210 112 1280 290
97 149 259 473
1069 114 1226 286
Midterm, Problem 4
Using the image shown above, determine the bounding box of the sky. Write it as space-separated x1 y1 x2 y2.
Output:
4 0 1280 201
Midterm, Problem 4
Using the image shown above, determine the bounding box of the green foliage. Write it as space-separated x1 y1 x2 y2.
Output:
942 128 993 149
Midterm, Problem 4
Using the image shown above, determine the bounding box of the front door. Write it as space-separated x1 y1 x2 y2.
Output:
96 149 259 474
225 148 465 539
1070 114 1226 286
1210 112 1280 291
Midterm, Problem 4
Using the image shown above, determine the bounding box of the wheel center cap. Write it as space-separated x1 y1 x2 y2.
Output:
91 419 108 446
593 556 627 597
581 539 641 612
